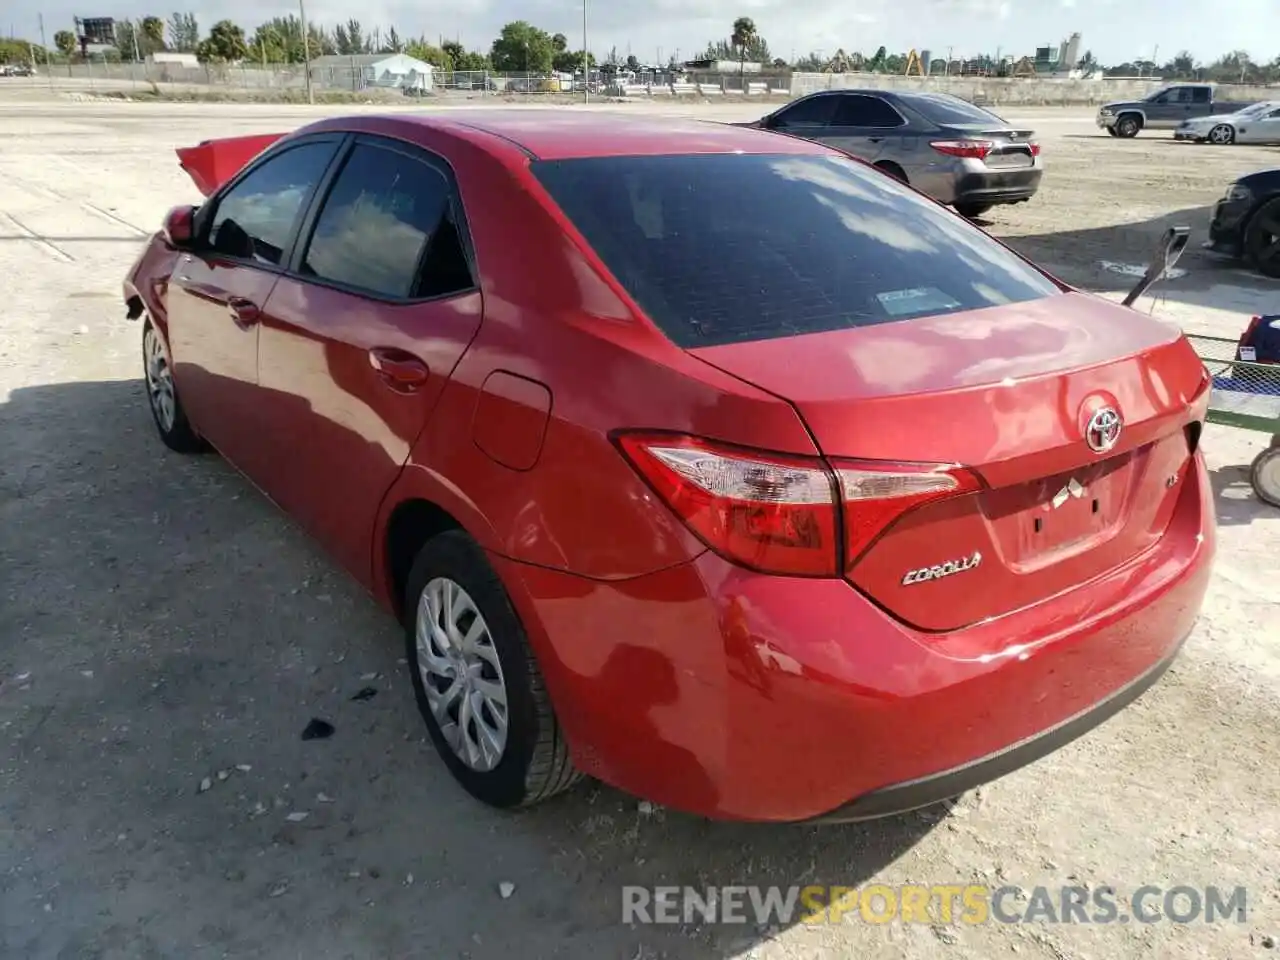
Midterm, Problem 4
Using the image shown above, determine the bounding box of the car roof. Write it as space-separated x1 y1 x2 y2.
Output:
387 110 835 161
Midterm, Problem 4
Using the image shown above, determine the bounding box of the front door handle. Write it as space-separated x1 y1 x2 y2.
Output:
227 297 260 329
368 347 429 391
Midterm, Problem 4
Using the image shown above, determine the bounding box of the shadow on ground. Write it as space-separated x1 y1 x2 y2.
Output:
0 378 940 960
1210 462 1279 525
998 203 1277 316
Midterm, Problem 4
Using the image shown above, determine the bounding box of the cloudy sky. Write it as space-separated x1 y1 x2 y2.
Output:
12 0 1279 66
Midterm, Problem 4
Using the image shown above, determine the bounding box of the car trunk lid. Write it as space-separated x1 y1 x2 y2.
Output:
689 292 1209 632
940 123 1038 168
176 133 286 196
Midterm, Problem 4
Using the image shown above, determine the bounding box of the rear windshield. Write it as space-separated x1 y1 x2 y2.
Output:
531 154 1059 348
908 94 1007 126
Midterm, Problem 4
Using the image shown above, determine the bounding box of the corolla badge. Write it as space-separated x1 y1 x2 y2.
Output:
901 551 982 586
1085 407 1122 454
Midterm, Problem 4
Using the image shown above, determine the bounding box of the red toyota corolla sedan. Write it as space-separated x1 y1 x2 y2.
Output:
123 110 1215 823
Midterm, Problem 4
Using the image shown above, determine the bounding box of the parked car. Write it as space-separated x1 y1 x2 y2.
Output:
1205 166 1280 278
1096 83 1257 138
127 112 1214 823
1173 99 1280 145
740 89 1042 219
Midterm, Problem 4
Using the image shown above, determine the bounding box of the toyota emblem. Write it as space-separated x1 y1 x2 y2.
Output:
1085 407 1122 453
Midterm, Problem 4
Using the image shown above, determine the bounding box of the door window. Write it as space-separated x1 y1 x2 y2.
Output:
832 95 906 128
771 95 838 128
1190 87 1211 104
206 141 337 265
299 142 473 300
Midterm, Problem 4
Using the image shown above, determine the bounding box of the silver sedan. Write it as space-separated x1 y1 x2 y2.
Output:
1174 100 1280 145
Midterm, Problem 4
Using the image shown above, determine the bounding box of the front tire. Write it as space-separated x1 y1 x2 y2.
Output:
1115 114 1142 138
1208 123 1236 145
142 320 205 453
955 202 993 219
1244 198 1280 280
404 531 581 808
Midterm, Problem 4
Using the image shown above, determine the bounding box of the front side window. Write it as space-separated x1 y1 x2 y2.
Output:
207 141 337 265
772 95 838 127
532 154 1060 348
300 142 472 299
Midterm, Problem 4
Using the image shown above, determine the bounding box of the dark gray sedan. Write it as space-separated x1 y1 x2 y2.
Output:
742 89 1043 218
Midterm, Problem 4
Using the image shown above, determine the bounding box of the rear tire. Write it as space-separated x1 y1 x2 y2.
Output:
874 161 908 184
1208 123 1236 145
1251 447 1280 507
955 202 993 219
142 320 205 454
1115 114 1142 138
1244 198 1280 280
404 530 581 808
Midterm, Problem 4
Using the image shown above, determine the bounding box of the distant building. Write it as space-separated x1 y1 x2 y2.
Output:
308 53 435 90
681 58 763 74
149 52 199 67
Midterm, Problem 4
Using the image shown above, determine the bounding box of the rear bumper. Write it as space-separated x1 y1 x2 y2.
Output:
495 452 1215 822
807 628 1188 822
952 167 1043 207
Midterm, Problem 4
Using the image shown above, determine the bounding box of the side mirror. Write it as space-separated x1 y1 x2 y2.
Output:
161 204 196 248
1122 225 1190 307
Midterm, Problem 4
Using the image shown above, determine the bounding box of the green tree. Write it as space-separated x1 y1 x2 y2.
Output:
490 21 554 73
553 49 594 73
405 39 452 71
167 12 199 52
1075 49 1098 74
113 20 140 61
442 39 488 71
54 30 76 57
384 26 403 54
141 16 166 53
0 38 41 65
196 19 248 63
551 33 568 53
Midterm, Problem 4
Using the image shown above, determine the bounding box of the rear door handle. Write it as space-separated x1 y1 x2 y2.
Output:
368 347 429 391
227 297 260 328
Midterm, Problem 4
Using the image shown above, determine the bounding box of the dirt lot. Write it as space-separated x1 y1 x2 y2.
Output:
1 90 1277 960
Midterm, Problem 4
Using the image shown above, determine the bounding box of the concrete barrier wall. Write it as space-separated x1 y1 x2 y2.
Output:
789 72 1279 106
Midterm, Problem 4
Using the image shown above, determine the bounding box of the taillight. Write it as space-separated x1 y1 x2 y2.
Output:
615 433 984 578
1028 141 1041 156
833 460 984 566
930 139 994 160
615 433 840 577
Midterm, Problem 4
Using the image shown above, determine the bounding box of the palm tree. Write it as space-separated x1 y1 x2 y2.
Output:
730 17 756 90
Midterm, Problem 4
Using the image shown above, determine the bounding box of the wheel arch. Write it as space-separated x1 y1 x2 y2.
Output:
373 465 506 621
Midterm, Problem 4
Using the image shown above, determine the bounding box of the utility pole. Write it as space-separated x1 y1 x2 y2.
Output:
38 14 53 89
582 0 589 102
299 0 314 103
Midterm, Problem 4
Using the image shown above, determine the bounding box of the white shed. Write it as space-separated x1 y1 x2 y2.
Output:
310 53 435 91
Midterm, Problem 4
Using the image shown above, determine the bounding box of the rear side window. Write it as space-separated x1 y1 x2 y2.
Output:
909 94 1007 126
300 142 473 300
1191 87 1211 103
208 141 337 265
832 95 905 128
532 154 1059 348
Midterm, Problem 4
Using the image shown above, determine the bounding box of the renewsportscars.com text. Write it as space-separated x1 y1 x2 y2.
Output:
622 883 1248 926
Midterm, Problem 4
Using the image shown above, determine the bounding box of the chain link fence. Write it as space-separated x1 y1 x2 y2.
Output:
19 60 795 99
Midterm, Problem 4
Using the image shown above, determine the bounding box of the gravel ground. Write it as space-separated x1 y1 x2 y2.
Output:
1 91 1278 960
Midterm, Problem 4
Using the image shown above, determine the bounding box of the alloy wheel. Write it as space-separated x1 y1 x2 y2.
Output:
416 577 510 772
1209 124 1234 145
143 326 176 432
